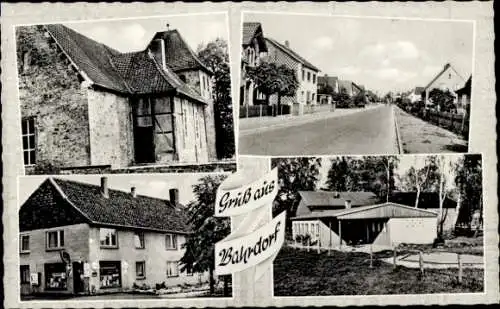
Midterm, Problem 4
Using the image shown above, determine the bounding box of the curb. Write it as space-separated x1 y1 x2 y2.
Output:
393 106 404 154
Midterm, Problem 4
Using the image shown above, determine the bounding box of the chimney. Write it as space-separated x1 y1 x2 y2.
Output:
101 177 109 198
130 187 137 198
150 39 167 71
345 199 352 209
284 40 290 48
169 188 179 205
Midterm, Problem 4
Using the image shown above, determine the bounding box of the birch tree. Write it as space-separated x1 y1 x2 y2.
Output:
401 156 438 208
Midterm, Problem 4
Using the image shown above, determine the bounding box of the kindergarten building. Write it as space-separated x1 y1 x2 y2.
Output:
19 177 207 296
291 191 459 248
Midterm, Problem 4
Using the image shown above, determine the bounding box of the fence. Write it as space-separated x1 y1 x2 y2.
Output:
239 104 291 118
410 109 470 138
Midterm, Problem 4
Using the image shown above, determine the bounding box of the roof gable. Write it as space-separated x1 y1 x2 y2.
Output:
44 24 207 103
19 179 90 232
151 29 212 74
265 37 319 71
20 178 192 233
424 63 465 91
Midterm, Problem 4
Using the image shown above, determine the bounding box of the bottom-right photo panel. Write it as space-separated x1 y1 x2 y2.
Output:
271 153 483 296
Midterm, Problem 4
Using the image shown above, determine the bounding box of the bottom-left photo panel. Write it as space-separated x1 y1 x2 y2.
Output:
17 173 233 301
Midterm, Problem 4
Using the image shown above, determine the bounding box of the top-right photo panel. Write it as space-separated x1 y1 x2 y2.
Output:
238 12 474 156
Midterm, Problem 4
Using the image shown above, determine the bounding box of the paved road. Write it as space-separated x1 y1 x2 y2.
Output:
239 105 398 156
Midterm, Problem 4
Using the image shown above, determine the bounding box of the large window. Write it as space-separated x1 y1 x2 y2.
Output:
165 234 178 250
99 261 121 289
307 72 311 82
20 265 30 284
20 234 30 253
134 232 145 249
46 230 64 250
44 263 67 290
166 261 179 277
21 118 36 166
312 74 316 84
136 261 146 279
100 228 118 248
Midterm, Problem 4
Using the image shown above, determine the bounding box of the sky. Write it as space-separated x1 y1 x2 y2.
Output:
18 173 230 208
245 13 474 95
316 154 464 190
62 13 228 53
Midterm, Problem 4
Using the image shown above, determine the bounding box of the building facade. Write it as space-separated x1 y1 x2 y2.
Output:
422 63 466 107
317 75 339 104
17 24 216 174
19 177 207 296
263 38 320 110
455 76 472 115
291 191 459 249
240 22 268 106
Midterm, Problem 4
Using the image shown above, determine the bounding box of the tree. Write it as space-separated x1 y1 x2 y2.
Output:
246 61 299 116
325 156 399 201
353 90 367 107
271 157 322 233
333 87 353 108
400 156 439 208
428 88 456 113
180 175 231 296
197 39 234 159
454 154 483 234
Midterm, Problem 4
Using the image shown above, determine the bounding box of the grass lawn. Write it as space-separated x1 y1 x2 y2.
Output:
273 246 484 296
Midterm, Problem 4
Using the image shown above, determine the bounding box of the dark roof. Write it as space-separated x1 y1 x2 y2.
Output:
241 22 268 52
414 86 425 95
456 76 472 95
292 202 437 220
151 29 211 74
338 80 353 92
318 76 338 87
265 37 319 71
423 63 464 91
389 191 457 209
45 24 207 103
298 191 379 208
21 178 191 233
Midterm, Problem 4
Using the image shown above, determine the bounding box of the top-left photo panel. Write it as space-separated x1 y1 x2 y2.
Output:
15 13 236 175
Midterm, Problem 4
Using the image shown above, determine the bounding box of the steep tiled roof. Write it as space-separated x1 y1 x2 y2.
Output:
45 24 207 103
338 80 353 92
151 29 212 74
265 37 319 71
242 22 261 45
35 178 192 233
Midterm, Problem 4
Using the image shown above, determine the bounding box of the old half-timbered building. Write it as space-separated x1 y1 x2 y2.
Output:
19 177 207 296
17 24 216 174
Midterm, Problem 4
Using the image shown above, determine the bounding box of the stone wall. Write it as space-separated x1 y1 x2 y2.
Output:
17 25 91 171
87 89 134 169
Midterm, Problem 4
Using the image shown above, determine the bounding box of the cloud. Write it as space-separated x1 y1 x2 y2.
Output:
336 66 361 76
421 65 442 77
365 68 417 83
81 23 148 52
312 36 335 51
360 41 420 62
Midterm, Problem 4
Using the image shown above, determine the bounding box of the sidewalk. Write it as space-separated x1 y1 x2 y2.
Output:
239 104 383 136
394 107 468 153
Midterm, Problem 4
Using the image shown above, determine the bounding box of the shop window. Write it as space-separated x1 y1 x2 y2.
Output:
99 261 121 289
166 261 179 277
136 261 146 279
20 234 30 253
134 232 145 249
44 263 67 290
20 265 30 284
165 234 178 250
100 228 118 248
46 230 64 250
21 117 36 166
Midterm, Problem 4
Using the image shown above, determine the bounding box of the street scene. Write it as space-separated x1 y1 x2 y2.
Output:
271 154 483 295
239 14 473 155
16 14 235 175
18 174 232 300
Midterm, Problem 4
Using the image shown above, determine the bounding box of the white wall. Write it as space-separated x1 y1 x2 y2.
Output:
388 217 437 245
